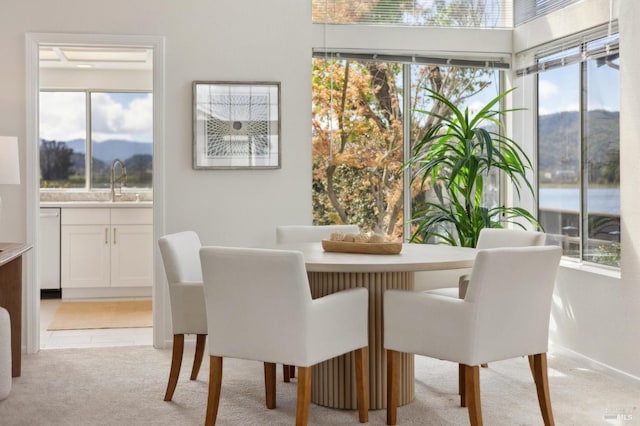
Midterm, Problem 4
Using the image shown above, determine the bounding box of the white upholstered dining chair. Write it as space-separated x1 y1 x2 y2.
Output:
427 228 546 299
384 246 562 426
158 231 207 401
199 246 369 426
275 223 360 382
426 228 547 392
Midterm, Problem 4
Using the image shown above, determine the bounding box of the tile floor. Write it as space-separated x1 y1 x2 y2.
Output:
40 298 153 349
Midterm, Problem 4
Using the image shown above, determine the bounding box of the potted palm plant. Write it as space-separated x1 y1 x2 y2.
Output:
407 88 540 247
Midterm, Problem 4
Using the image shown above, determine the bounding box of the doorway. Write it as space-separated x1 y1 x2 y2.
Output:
39 44 154 348
25 33 167 353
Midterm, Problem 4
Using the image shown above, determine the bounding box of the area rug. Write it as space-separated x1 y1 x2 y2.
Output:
5 346 640 425
47 300 152 330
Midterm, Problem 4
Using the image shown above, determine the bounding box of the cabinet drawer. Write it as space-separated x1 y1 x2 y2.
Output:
111 208 152 225
61 208 109 225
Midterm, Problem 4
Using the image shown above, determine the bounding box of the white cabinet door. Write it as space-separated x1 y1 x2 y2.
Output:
61 224 111 288
60 207 152 290
110 224 153 287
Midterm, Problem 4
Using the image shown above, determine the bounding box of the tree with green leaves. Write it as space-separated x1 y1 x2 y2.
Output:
40 140 73 184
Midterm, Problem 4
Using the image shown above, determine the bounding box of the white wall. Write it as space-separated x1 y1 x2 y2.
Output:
0 0 315 247
313 25 512 58
513 0 640 382
513 0 617 53
1 0 638 381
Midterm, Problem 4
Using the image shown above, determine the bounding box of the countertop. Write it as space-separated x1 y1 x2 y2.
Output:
40 201 153 208
0 242 32 266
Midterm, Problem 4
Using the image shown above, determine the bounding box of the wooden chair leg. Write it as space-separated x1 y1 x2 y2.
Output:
264 362 277 409
459 363 466 407
464 364 483 426
354 347 369 423
531 353 555 426
528 355 537 384
190 334 207 380
296 366 312 426
284 364 291 382
386 349 399 426
205 356 223 426
164 334 184 401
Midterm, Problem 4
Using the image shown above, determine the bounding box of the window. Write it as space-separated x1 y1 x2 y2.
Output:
311 53 502 240
312 0 513 29
39 91 87 188
39 90 153 190
311 57 406 239
515 0 582 25
537 33 620 267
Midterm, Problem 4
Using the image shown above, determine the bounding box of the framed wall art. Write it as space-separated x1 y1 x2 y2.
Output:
193 81 281 169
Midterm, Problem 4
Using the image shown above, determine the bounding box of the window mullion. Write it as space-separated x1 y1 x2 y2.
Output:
85 90 92 190
402 63 411 242
579 48 588 262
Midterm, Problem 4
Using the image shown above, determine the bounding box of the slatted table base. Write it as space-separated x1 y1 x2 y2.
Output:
308 271 415 410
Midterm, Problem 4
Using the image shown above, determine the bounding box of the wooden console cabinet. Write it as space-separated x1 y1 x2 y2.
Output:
0 242 32 377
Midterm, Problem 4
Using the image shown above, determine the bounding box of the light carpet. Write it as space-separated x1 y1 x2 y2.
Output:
47 300 153 330
1 346 638 425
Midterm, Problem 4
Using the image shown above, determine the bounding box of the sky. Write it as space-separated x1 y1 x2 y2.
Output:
39 91 153 143
538 60 620 115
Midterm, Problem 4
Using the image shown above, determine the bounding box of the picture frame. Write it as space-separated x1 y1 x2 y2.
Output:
192 81 281 169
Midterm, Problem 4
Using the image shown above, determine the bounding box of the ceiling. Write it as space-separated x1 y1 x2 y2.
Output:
39 46 153 70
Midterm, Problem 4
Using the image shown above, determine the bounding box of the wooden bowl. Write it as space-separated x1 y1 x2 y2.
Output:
321 239 402 255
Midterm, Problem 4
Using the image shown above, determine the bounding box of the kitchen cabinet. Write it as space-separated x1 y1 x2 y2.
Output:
39 208 61 291
110 209 153 287
61 208 152 289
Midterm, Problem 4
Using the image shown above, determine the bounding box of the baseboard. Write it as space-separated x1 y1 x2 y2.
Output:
550 343 640 388
159 335 198 350
61 287 152 299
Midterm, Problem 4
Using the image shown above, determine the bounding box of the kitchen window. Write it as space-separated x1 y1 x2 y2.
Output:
39 90 153 190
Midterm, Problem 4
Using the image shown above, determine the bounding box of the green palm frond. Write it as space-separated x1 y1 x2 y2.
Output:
407 88 541 248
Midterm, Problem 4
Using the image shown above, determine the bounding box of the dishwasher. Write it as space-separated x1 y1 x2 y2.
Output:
39 207 61 296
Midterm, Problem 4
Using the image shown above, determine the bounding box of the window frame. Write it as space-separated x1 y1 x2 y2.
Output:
310 53 506 242
534 32 620 269
39 88 153 191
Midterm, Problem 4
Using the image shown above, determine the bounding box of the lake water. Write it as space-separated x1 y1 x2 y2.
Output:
539 187 620 214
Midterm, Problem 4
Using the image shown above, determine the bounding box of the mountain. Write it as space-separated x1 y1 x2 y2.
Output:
538 110 619 184
56 139 152 165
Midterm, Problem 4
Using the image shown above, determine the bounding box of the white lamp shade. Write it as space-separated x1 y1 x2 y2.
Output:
0 136 20 185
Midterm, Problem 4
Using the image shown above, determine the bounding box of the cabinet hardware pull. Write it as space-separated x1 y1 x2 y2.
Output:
105 228 109 244
113 228 117 244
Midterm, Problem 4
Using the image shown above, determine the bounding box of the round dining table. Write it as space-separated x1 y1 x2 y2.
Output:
271 241 477 410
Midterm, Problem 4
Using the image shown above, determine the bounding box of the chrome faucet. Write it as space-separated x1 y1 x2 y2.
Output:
110 159 128 202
